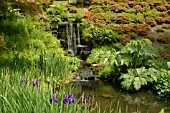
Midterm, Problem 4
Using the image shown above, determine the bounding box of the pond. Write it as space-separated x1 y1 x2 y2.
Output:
68 80 170 113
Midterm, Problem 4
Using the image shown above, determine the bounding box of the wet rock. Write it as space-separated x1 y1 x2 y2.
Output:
80 60 91 67
92 64 100 67
84 76 95 81
91 64 103 75
101 93 114 98
73 72 81 80
68 49 75 57
73 69 101 81
167 62 170 70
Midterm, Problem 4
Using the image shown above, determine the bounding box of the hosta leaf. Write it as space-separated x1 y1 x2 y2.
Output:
159 109 164 113
133 77 141 90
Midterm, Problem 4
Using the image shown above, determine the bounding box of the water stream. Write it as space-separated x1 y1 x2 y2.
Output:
58 22 82 56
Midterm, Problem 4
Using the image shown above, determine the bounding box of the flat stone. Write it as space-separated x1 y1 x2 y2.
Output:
92 64 100 67
101 93 114 98
77 45 88 48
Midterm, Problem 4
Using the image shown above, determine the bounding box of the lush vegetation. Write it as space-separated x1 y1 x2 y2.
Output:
45 0 170 57
0 0 170 112
0 67 100 113
0 1 88 113
87 39 169 96
71 0 170 98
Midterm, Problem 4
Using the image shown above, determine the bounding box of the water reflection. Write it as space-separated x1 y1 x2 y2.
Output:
68 80 170 113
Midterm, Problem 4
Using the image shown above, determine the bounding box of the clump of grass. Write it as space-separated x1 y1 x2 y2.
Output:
0 67 104 113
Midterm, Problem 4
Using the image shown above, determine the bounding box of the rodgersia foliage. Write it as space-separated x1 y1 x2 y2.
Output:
119 39 160 69
87 39 167 91
86 46 118 66
119 67 160 90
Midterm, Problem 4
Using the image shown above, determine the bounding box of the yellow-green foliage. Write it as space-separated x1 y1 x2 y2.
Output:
0 13 81 83
0 15 64 65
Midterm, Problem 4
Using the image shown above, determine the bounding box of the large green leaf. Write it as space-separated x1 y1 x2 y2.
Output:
139 45 159 58
139 77 147 85
86 46 117 65
120 74 134 90
135 67 146 76
120 67 159 91
133 77 141 90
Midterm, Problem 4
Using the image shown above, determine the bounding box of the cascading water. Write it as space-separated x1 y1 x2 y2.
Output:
58 22 81 56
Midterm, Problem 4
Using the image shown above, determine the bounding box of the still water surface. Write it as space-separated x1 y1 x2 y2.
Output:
68 80 170 113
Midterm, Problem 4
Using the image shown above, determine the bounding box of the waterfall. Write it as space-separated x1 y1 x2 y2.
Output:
58 22 81 56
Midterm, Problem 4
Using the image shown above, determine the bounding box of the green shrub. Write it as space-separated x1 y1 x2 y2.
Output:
87 39 167 91
76 0 91 5
86 46 117 65
0 14 80 82
47 4 68 21
82 25 122 46
143 8 160 19
68 6 78 13
67 57 81 72
119 39 161 68
0 17 62 61
74 13 84 22
99 66 115 81
87 39 163 69
154 69 170 97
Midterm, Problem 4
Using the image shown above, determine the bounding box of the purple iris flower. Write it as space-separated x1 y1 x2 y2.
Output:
85 95 89 101
50 94 58 103
84 95 90 104
63 94 74 104
33 79 38 87
22 77 28 84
